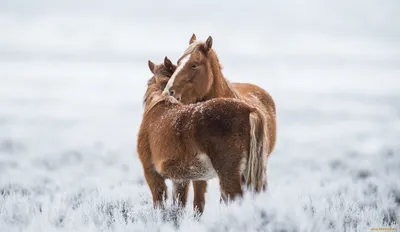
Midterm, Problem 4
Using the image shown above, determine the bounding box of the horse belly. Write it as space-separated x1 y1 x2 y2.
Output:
191 154 218 180
156 154 218 181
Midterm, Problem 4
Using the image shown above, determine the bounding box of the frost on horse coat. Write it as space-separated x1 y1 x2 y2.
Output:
137 59 266 212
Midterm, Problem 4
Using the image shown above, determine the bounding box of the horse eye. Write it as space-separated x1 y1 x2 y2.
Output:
169 90 174 96
191 64 197 69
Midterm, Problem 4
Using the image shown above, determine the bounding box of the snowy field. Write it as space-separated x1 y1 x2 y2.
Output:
1 1 400 231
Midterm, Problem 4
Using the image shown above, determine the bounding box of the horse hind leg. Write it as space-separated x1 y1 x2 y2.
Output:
218 169 243 203
143 167 168 209
172 180 190 208
192 180 207 214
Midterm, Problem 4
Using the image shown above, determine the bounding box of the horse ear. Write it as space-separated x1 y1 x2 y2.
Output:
189 33 197 44
148 60 155 74
164 56 176 73
202 36 213 53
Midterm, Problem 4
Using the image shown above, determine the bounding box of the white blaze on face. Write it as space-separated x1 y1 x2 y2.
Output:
163 54 191 95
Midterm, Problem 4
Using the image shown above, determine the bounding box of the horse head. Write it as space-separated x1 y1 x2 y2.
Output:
163 34 216 104
143 57 177 107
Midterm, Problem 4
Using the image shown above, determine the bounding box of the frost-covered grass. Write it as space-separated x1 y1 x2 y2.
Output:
1 145 399 232
1 59 399 232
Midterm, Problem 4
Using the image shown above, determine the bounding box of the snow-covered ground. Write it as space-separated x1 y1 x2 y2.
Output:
1 1 399 231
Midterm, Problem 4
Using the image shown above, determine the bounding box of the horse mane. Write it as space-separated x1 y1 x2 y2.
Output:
206 50 240 99
143 94 179 117
178 41 202 64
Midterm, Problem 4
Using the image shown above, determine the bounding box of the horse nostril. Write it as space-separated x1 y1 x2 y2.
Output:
169 90 174 96
177 97 181 102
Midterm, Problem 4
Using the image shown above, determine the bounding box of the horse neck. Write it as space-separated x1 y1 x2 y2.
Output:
205 51 238 100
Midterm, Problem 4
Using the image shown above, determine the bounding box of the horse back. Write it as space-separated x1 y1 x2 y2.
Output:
232 83 276 114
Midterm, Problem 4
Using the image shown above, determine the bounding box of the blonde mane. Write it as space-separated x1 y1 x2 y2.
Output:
178 41 202 63
224 78 241 99
143 94 168 116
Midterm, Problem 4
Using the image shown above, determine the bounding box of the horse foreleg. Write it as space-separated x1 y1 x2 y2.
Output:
143 167 167 209
172 180 190 208
192 180 207 214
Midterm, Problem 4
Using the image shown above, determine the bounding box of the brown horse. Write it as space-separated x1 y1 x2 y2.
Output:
137 57 267 213
162 33 277 207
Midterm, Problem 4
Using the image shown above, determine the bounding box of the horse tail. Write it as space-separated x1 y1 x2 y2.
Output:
246 109 268 192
